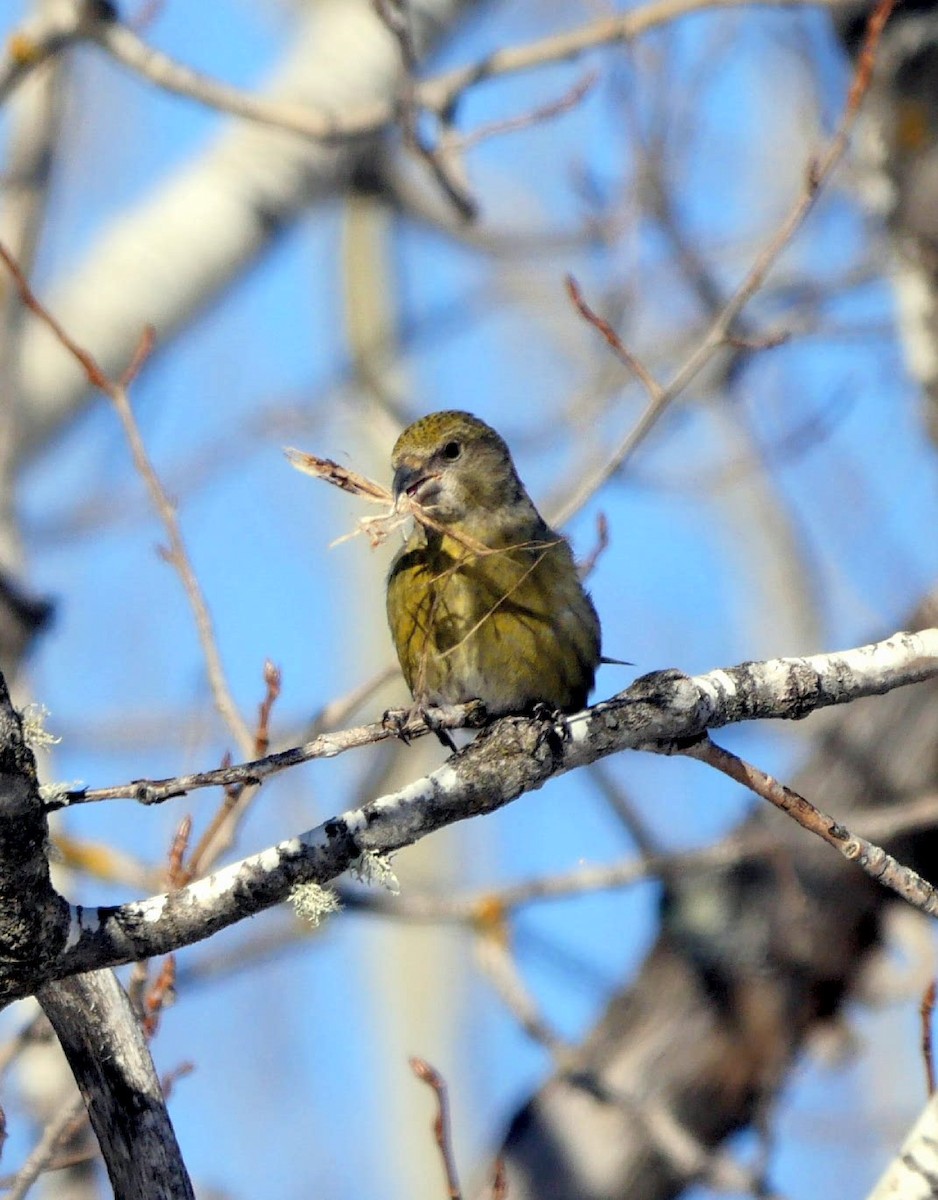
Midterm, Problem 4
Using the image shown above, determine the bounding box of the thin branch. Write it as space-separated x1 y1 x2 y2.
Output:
374 0 477 219
46 629 938 983
922 981 936 1098
554 0 896 525
577 511 610 580
180 658 286 877
410 1058 463 1200
336 791 938 923
447 70 597 154
4 1092 87 1200
565 275 664 402
474 929 567 1054
52 628 938 810
51 701 485 808
679 736 938 916
2 0 847 138
0 241 254 755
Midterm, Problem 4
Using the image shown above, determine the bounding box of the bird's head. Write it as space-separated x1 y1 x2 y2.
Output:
390 411 528 530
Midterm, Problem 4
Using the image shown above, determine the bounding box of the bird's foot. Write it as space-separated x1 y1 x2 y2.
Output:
381 707 413 744
530 702 569 760
382 702 487 752
421 706 459 753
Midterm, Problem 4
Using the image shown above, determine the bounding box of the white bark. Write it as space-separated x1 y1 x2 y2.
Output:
867 1091 938 1200
15 0 475 454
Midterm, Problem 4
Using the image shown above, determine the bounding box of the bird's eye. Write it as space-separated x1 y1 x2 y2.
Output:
441 440 462 461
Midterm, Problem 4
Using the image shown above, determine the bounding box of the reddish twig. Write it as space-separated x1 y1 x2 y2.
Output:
0 240 254 755
679 736 938 918
166 816 193 888
136 819 188 1036
255 660 282 758
182 753 238 879
119 324 156 387
410 1057 462 1200
160 1062 195 1099
565 274 664 402
491 1157 508 1200
922 981 937 1097
142 955 176 1038
578 511 610 579
184 657 285 876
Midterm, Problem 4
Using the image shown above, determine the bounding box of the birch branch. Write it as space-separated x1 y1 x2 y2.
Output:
46 628 938 981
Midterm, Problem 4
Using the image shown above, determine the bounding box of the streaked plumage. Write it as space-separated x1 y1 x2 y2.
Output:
386 411 601 715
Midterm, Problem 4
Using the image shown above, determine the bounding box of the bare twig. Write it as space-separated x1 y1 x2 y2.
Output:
565 275 664 402
555 0 897 524
474 929 567 1054
375 0 477 219
5 1092 87 1200
922 981 936 1098
141 956 176 1039
129 816 189 1028
0 241 254 753
0 1144 97 1187
679 736 938 917
491 1158 508 1200
50 701 484 808
3 0 850 137
166 816 193 888
577 512 610 580
160 1062 194 1100
183 657 286 875
255 661 282 758
410 1057 463 1200
450 70 597 154
182 769 239 879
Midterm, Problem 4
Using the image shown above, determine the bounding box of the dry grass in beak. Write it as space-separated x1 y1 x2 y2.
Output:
285 447 409 547
285 446 494 558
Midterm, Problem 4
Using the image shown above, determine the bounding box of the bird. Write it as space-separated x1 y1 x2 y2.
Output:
386 410 602 718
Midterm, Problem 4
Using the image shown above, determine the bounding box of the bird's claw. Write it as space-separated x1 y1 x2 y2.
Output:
421 706 458 753
382 703 460 752
382 707 412 744
531 702 569 758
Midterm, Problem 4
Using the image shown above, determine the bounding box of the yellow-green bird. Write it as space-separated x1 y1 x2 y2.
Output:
386 411 602 716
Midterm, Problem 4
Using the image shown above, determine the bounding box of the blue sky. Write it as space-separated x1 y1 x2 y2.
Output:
2 1 937 1197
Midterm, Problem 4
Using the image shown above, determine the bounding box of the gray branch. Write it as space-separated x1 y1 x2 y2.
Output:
37 972 194 1200
48 628 938 980
0 671 190 1198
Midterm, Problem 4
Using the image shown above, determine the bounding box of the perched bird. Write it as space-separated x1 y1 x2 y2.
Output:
386 411 602 716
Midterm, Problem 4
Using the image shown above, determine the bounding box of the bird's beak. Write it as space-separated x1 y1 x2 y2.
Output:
392 464 441 507
392 464 420 500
